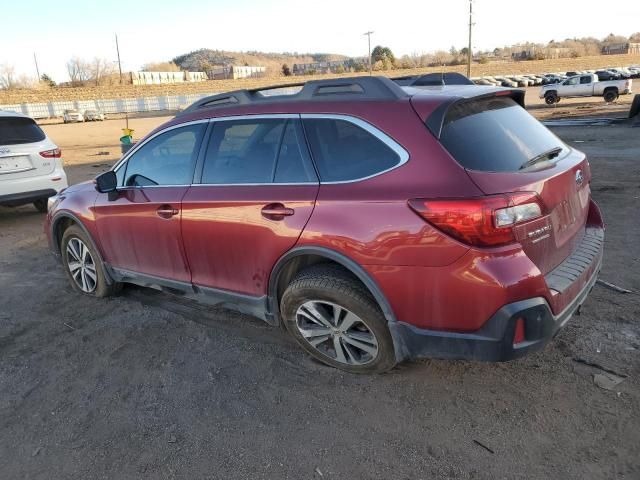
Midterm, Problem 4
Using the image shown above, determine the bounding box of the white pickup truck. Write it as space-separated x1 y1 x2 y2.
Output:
539 73 632 104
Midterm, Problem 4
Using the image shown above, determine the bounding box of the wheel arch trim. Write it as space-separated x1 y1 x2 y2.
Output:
268 246 409 361
268 246 398 325
50 211 114 285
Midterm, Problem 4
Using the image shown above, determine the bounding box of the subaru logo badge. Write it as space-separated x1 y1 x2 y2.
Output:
575 170 583 186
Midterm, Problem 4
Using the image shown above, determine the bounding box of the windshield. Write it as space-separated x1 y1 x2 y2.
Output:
0 117 46 145
439 97 568 172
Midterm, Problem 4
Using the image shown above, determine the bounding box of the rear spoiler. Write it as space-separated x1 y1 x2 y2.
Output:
424 89 526 139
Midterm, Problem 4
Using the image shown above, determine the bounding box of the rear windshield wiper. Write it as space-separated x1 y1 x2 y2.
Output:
519 147 563 171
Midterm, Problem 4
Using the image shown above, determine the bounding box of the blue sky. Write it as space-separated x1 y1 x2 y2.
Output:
4 0 640 81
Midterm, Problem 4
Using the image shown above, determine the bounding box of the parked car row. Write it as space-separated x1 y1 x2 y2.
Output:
472 66 640 88
62 109 105 123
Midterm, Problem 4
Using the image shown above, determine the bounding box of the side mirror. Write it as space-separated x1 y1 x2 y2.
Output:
95 170 118 193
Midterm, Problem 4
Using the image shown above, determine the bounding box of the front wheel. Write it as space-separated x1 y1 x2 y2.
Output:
545 92 558 105
281 265 396 373
61 225 121 297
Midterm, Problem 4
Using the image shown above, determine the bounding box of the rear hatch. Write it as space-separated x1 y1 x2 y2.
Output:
0 115 57 181
423 94 590 275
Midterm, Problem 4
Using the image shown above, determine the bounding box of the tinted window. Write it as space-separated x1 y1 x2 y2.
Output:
565 77 578 85
439 97 567 172
123 124 204 187
580 76 592 84
202 119 284 184
302 118 401 182
0 117 46 145
274 121 316 183
202 119 316 184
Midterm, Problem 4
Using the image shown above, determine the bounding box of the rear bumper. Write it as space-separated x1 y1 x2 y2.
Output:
392 252 601 362
0 188 58 206
0 168 68 206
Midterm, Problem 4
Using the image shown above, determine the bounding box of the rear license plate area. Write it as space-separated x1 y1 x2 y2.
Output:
0 156 33 174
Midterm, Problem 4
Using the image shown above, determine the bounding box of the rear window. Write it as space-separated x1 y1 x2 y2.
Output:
439 97 567 172
0 117 46 145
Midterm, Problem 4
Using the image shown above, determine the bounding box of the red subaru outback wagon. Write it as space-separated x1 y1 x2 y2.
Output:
46 77 604 373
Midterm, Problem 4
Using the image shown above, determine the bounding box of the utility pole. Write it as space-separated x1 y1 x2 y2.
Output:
33 52 40 81
467 0 473 78
115 33 123 84
363 31 374 75
114 33 129 130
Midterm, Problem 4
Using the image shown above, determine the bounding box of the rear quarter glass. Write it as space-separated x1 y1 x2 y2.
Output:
302 118 401 182
439 97 568 173
0 117 46 145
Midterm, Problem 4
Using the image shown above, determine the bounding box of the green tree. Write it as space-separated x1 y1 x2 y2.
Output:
371 45 395 64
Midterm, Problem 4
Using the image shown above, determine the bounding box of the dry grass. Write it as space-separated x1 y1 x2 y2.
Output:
1 53 638 105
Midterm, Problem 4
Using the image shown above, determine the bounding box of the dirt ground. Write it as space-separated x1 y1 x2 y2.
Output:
0 110 639 478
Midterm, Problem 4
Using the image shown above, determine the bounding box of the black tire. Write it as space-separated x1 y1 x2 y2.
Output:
629 94 640 119
604 89 619 103
545 92 558 105
281 264 396 374
33 199 48 213
61 225 121 297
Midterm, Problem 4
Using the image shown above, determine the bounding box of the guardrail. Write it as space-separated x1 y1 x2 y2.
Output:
0 93 221 119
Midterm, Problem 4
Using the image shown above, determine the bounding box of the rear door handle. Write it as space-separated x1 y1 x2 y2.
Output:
157 204 179 219
261 203 294 219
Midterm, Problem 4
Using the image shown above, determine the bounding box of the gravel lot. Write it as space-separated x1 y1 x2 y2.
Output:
0 113 638 479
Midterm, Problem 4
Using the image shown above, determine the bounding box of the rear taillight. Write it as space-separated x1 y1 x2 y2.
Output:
408 192 544 247
39 148 61 158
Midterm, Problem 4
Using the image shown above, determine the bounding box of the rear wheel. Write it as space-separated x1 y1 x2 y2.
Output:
281 265 396 373
545 92 558 105
603 89 619 103
33 199 47 213
61 225 121 297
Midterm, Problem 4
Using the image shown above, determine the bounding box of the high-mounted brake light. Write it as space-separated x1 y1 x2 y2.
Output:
39 148 62 158
408 192 544 247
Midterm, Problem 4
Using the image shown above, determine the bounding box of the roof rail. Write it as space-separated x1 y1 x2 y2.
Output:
392 72 474 87
178 76 408 116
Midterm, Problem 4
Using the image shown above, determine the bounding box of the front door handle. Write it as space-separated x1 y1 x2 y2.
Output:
261 203 294 220
157 204 179 219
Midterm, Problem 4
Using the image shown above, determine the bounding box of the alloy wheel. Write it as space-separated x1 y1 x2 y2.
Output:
295 300 379 366
66 237 97 293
